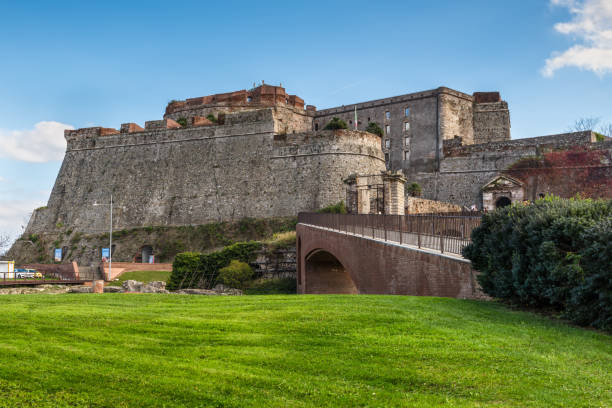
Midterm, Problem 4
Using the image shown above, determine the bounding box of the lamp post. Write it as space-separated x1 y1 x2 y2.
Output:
93 195 113 281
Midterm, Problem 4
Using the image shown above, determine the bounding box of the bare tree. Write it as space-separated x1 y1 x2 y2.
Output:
598 122 612 138
0 233 12 258
568 117 601 132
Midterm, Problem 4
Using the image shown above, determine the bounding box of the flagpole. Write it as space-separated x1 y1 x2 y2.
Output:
354 106 358 130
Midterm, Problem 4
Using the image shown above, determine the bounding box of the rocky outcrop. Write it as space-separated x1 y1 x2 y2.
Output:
121 280 168 293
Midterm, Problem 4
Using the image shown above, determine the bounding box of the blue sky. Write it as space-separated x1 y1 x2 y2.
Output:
0 0 611 242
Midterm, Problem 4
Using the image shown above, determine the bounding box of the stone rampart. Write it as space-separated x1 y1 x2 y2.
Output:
25 111 385 236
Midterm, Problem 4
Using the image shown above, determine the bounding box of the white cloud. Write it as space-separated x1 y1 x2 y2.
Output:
0 121 73 163
0 198 46 243
543 0 612 77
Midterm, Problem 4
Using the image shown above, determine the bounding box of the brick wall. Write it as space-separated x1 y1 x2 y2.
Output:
297 224 484 299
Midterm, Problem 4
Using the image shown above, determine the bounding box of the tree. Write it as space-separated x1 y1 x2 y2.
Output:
406 182 422 197
568 117 611 138
0 233 12 258
365 122 383 137
323 117 348 130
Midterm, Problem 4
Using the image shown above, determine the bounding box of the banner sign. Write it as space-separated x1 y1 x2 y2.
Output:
101 248 110 261
54 248 62 262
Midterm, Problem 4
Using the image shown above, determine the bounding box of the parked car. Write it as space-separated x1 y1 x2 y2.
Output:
15 268 37 279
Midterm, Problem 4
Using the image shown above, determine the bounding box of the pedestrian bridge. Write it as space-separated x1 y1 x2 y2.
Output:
296 212 485 299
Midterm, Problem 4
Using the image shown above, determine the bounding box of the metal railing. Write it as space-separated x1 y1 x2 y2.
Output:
298 212 482 256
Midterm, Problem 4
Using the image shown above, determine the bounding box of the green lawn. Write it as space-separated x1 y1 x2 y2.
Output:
0 295 609 407
106 270 172 286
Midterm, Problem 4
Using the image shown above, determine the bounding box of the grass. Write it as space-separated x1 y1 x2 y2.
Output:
106 270 171 287
263 230 296 251
0 295 609 407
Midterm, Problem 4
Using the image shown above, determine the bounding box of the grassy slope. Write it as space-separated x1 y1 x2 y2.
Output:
0 295 609 407
106 270 172 287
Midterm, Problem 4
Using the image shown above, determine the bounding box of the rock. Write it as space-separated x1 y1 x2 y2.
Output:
121 280 167 293
213 283 243 296
103 286 123 293
68 286 92 293
174 288 219 295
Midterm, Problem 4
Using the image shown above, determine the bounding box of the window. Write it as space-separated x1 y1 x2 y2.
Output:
315 123 319 131
404 122 410 131
385 153 389 162
385 125 391 135
385 139 390 149
405 137 410 146
404 151 410 160
247 96 252 102
405 107 410 117
385 111 391 120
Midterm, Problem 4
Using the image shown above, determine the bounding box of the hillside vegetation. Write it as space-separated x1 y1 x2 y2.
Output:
0 295 609 407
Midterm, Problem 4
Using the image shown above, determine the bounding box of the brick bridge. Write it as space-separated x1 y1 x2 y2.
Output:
296 213 485 299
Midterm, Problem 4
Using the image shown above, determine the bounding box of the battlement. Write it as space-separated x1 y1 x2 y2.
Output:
164 84 313 117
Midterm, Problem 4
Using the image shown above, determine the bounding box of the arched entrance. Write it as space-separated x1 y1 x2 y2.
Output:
304 249 357 294
141 245 154 264
495 196 512 208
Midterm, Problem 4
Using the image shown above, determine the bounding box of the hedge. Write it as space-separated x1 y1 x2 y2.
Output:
462 196 611 330
167 241 261 290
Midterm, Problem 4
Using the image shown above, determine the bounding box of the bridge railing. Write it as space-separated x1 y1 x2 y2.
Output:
298 212 482 256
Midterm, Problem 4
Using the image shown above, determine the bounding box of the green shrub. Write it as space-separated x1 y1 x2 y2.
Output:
594 132 606 142
218 260 254 289
462 196 612 330
168 241 261 290
317 201 347 214
323 117 348 130
406 182 422 197
176 117 188 127
206 114 218 123
365 122 383 137
245 278 297 295
264 231 296 251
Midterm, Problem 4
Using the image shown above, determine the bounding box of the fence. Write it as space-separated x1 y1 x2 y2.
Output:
298 212 482 256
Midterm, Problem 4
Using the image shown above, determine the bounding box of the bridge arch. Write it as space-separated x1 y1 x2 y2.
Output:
304 249 357 294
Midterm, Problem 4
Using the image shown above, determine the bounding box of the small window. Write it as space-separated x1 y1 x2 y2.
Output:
385 139 390 149
405 137 410 146
385 153 389 162
404 150 410 160
385 111 391 119
247 96 252 102
367 117 371 122
405 108 410 117
315 123 319 131
404 122 410 131
385 125 391 135
285 98 289 104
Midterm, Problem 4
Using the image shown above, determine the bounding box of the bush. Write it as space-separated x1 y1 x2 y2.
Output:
406 182 422 197
176 117 188 127
462 196 612 330
317 201 347 214
265 231 296 251
167 241 261 290
218 260 254 289
206 114 218 123
323 117 348 130
245 278 297 295
365 122 383 137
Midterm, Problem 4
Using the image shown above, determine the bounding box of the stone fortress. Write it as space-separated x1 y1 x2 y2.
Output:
12 82 612 264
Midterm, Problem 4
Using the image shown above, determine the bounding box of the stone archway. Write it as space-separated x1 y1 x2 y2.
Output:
495 196 512 208
141 245 154 264
304 249 357 294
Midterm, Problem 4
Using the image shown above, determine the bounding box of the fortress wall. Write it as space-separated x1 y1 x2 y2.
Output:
26 113 385 236
411 133 612 208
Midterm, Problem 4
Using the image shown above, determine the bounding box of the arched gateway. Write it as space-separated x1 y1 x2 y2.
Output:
304 249 357 294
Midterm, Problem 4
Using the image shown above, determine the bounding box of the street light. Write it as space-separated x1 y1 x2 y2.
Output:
93 194 114 281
